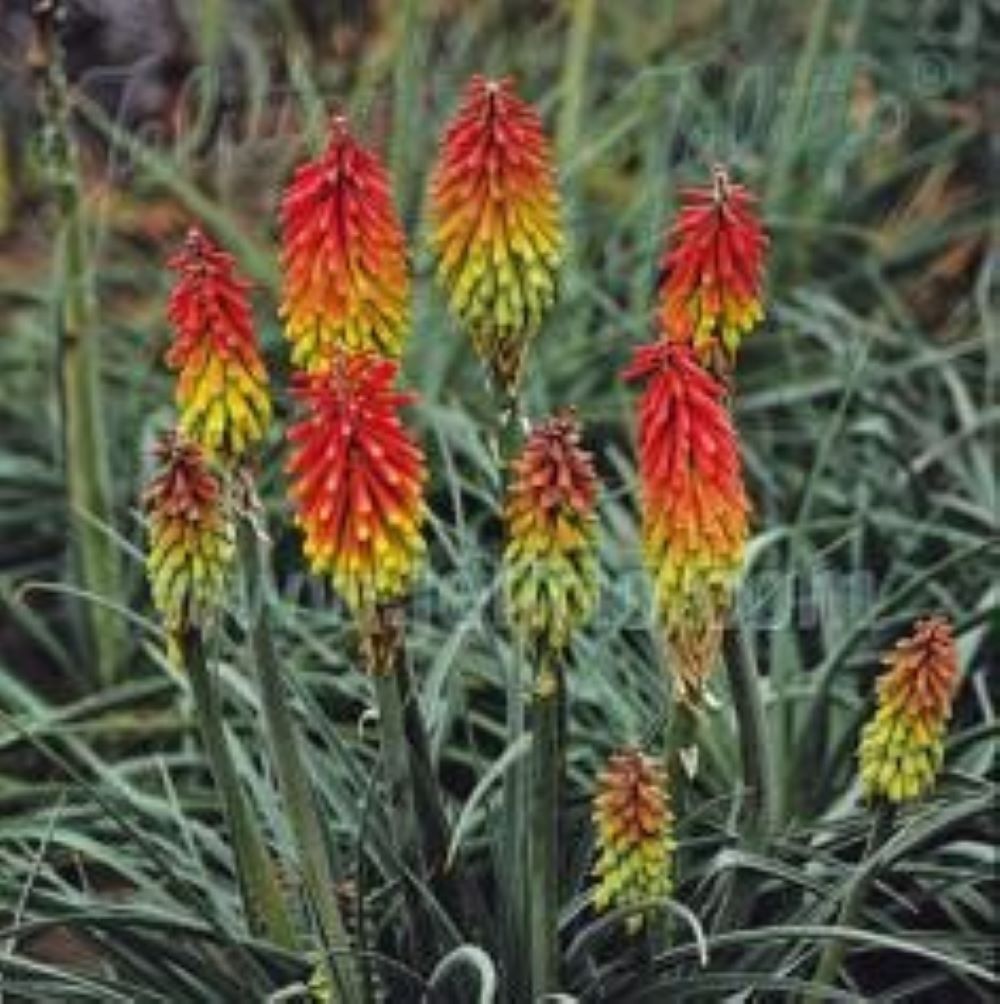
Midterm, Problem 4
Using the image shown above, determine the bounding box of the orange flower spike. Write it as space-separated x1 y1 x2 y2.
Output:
859 617 960 803
280 117 410 371
430 76 563 394
166 228 271 461
624 342 750 702
286 355 426 612
504 411 599 650
658 166 767 366
591 749 676 931
144 432 235 634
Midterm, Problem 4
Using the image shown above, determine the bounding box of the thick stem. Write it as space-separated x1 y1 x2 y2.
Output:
180 627 296 948
717 625 778 932
529 653 563 997
365 606 437 969
806 804 896 1001
240 527 361 1003
390 0 423 225
396 661 474 930
31 3 123 685
556 0 597 163
501 643 530 1002
723 626 777 848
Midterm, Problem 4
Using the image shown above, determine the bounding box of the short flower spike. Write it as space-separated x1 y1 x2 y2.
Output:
286 355 426 613
859 617 959 803
624 342 749 702
504 411 599 650
658 166 767 367
429 75 563 395
144 432 235 634
280 117 410 371
166 228 271 461
592 749 675 931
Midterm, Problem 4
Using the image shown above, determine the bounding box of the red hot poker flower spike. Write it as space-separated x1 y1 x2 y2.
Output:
286 355 426 613
591 749 676 932
166 228 271 461
430 75 563 395
504 411 599 650
280 117 410 371
624 342 749 702
657 166 767 367
144 431 235 635
859 616 959 803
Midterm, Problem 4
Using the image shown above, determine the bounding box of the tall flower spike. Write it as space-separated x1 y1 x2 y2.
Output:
166 227 271 461
429 75 563 395
657 166 767 367
280 116 410 371
624 342 749 703
286 355 426 613
144 432 235 634
592 749 675 931
859 616 959 803
504 411 599 650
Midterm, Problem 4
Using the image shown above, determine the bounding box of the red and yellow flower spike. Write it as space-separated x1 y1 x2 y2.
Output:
144 431 235 634
592 749 675 931
286 354 426 614
429 75 563 395
859 616 959 803
657 166 767 367
166 227 271 461
280 116 410 371
504 411 599 651
623 342 749 703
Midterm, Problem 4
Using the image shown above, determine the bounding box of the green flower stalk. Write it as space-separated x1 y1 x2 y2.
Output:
143 433 294 948
503 412 600 995
809 616 960 999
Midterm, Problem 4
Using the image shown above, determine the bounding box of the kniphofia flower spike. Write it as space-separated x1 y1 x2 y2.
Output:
657 166 767 367
281 116 410 371
166 228 271 461
859 616 959 803
144 431 235 635
504 411 599 650
286 355 427 614
592 749 676 931
430 75 563 395
624 342 749 702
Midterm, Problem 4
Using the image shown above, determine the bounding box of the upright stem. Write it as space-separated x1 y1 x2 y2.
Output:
390 0 423 224
718 625 778 931
529 651 563 997
365 606 437 969
765 0 835 218
31 2 123 685
556 0 597 164
497 404 529 999
806 804 896 1001
396 661 471 929
180 627 296 948
723 626 777 848
240 527 361 1003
